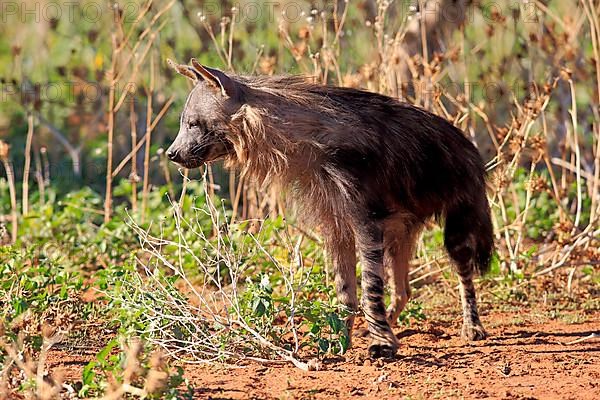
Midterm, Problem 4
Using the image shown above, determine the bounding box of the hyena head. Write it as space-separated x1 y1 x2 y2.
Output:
166 58 242 169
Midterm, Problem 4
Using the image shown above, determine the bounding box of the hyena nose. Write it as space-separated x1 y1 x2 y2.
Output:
166 147 179 162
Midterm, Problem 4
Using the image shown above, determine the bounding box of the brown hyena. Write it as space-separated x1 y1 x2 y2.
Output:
166 58 493 358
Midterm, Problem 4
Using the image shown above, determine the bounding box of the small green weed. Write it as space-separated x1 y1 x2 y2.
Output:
397 301 427 327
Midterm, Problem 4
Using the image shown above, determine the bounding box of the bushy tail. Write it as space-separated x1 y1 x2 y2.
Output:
444 194 494 276
474 204 494 275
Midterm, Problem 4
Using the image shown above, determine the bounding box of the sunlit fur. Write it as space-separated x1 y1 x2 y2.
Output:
169 62 494 358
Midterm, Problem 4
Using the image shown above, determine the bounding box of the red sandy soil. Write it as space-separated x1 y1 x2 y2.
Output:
48 309 599 399
183 314 599 400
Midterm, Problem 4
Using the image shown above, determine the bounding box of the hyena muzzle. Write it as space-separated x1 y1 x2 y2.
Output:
166 58 494 359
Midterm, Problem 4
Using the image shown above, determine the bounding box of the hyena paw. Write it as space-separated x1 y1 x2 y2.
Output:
461 323 487 341
368 339 398 359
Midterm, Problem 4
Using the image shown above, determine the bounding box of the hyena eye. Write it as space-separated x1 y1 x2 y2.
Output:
188 120 202 129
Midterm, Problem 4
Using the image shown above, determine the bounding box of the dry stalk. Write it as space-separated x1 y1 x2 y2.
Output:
141 52 156 223
104 32 118 224
0 325 65 400
567 78 583 231
33 145 45 207
129 100 139 213
0 141 17 243
98 340 172 400
22 113 34 216
512 161 539 263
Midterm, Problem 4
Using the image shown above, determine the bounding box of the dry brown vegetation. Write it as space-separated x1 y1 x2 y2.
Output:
0 0 599 398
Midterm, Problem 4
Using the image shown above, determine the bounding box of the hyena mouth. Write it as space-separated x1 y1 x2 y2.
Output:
168 143 212 169
167 149 206 169
171 145 228 169
176 158 204 169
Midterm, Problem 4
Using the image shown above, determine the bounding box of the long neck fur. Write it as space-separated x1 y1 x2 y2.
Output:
223 76 362 233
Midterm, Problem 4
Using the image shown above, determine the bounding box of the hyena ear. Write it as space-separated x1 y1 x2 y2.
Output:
190 58 237 98
166 58 199 83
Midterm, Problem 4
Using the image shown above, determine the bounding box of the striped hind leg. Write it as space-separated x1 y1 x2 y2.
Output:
445 205 490 341
457 270 487 340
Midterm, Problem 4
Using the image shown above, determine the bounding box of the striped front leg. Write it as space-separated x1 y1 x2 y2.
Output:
357 222 399 358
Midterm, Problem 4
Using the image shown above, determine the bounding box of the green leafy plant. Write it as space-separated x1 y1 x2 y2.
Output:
397 301 427 327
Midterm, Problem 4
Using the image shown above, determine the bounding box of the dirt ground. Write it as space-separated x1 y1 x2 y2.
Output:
49 308 599 399
183 313 599 400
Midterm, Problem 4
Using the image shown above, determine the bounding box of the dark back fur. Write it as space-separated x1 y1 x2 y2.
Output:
223 75 493 273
